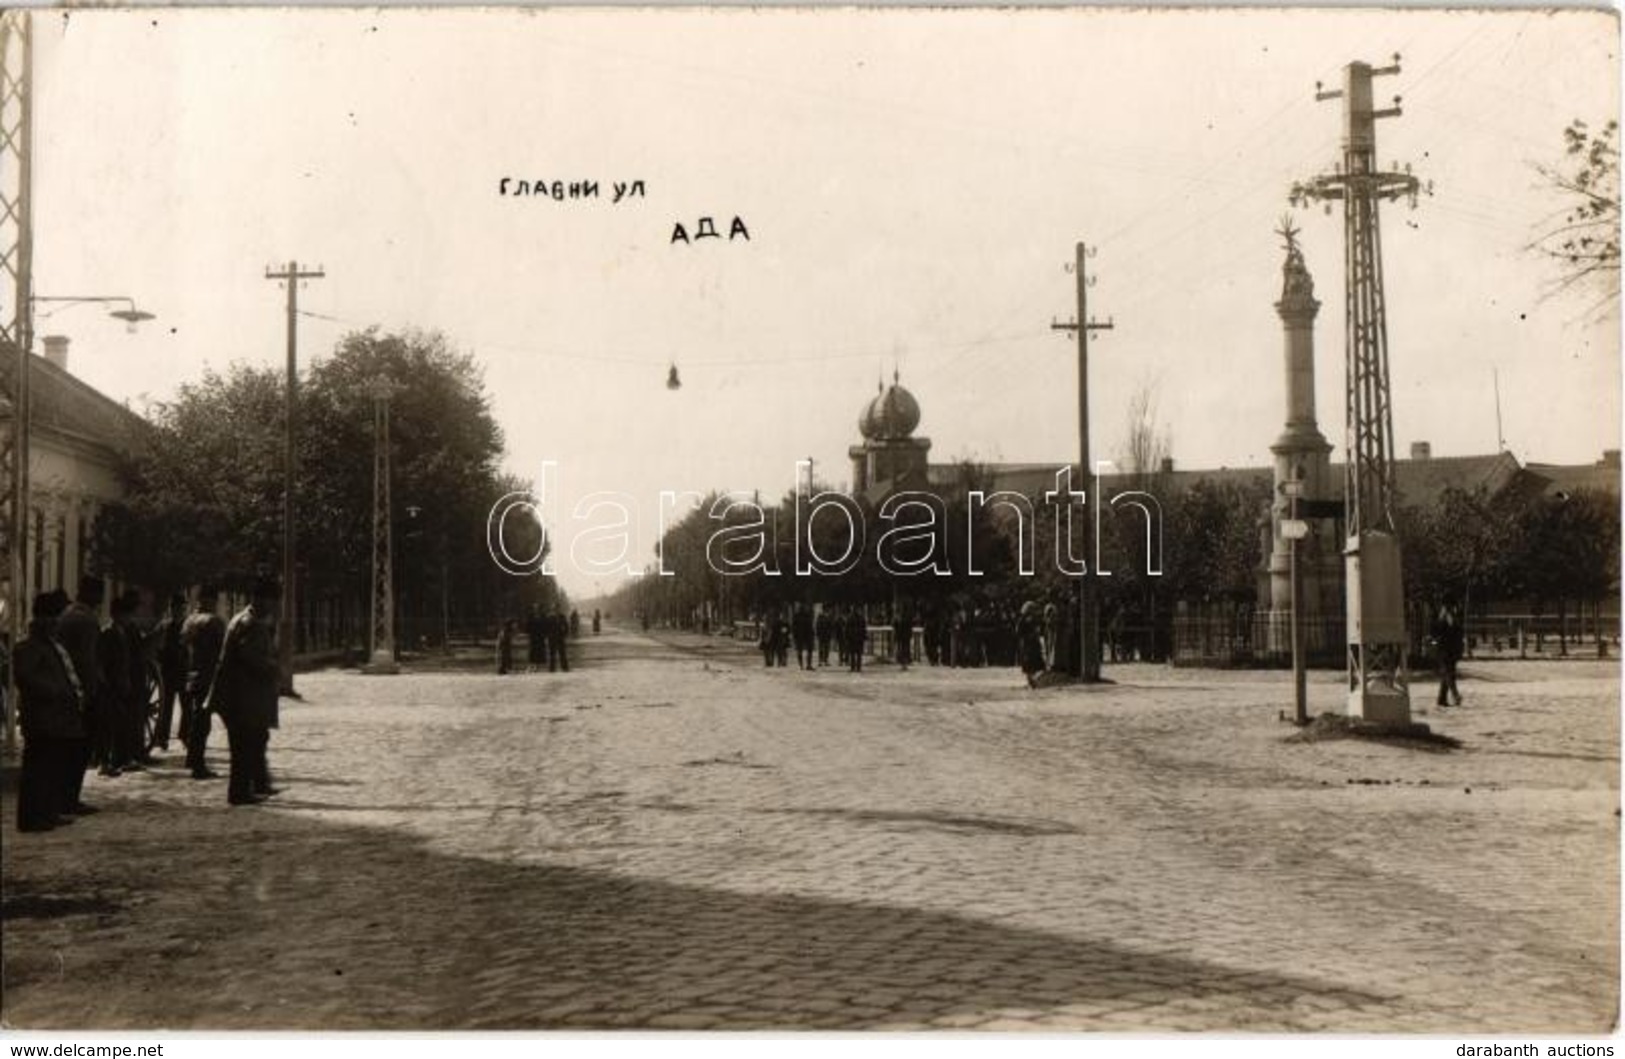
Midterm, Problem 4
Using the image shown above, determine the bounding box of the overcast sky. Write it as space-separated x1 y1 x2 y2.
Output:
32 7 1620 597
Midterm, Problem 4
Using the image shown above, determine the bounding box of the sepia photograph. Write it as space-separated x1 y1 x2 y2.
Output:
0 4 1618 1041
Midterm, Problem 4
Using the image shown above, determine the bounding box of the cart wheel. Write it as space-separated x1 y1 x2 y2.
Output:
144 660 166 751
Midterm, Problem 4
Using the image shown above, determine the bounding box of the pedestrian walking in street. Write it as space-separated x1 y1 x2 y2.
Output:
212 577 282 806
893 608 915 670
526 605 548 671
1433 596 1465 707
570 609 581 639
498 619 517 675
844 607 868 673
592 608 602 635
15 590 88 833
921 605 941 666
815 608 833 667
770 611 791 668
1017 600 1046 689
547 607 570 672
792 605 815 670
153 593 187 752
181 585 225 780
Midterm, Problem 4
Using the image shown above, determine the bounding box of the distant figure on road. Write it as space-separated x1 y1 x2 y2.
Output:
893 609 915 671
921 605 940 667
1432 596 1465 707
212 577 282 806
498 619 517 675
569 609 581 639
792 605 815 670
1017 601 1046 689
844 608 868 673
181 585 225 780
592 608 602 635
547 608 570 672
814 608 833 667
771 612 791 668
525 605 548 671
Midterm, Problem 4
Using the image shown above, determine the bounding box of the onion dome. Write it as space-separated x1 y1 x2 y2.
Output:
858 370 922 440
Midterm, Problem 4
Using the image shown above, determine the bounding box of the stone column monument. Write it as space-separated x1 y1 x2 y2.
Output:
1267 219 1339 653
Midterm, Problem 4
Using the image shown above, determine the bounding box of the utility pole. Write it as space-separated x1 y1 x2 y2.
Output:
363 375 401 675
1291 56 1424 724
1051 241 1113 683
0 11 30 752
265 260 324 696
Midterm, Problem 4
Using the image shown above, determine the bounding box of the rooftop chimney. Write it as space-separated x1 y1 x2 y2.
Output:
1159 456 1175 474
41 334 69 372
1410 441 1431 461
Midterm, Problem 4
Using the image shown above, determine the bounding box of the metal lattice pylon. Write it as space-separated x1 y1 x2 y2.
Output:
1 11 30 749
1291 56 1425 724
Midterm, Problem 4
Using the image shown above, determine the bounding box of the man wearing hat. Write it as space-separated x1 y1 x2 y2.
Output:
14 590 87 831
1016 600 1047 689
58 574 110 779
152 592 188 752
181 585 226 780
212 577 282 805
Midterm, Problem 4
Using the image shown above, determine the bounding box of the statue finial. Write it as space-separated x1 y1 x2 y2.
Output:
1275 213 1301 253
1276 213 1315 304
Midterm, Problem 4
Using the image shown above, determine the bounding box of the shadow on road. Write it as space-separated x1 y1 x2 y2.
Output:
2 794 1382 1031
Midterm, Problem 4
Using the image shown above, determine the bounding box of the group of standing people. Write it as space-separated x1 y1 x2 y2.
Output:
748 597 1062 687
498 605 592 675
14 574 285 832
757 605 871 672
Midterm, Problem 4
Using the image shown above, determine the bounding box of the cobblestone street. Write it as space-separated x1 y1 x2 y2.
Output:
2 625 1617 1032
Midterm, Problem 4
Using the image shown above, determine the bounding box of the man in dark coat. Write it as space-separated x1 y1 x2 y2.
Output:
99 592 138 772
814 608 834 667
546 607 570 672
792 605 815 670
769 612 791 668
151 593 187 752
1016 601 1047 689
182 585 226 780
57 575 108 780
525 605 548 671
1432 596 1466 707
113 589 156 769
15 590 88 831
213 578 282 805
893 608 915 670
844 607 868 673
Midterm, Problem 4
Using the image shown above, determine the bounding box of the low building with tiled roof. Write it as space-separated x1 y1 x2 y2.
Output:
0 336 148 604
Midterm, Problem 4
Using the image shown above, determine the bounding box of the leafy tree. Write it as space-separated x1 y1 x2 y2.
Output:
96 364 285 592
96 328 555 648
1530 118 1620 310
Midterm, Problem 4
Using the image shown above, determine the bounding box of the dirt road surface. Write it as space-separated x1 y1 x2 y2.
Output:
2 626 1617 1031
